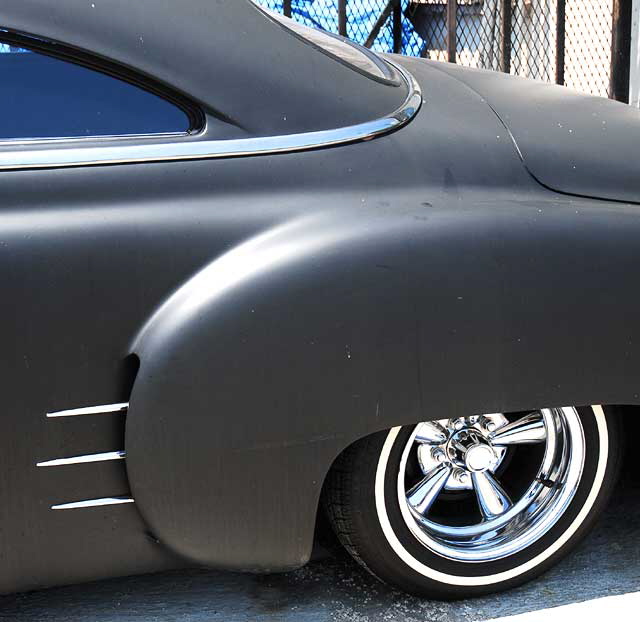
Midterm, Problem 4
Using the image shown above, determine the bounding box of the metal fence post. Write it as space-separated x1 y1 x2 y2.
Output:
338 0 348 37
446 0 457 63
283 0 292 18
556 0 566 85
500 0 512 74
610 0 632 102
631 0 640 106
393 0 402 53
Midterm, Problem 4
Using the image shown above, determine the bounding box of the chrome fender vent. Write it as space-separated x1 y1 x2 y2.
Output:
37 402 133 510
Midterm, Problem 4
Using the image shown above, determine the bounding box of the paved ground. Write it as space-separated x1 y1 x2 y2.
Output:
2 461 639 621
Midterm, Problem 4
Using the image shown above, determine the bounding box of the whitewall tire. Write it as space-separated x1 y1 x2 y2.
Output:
324 406 620 598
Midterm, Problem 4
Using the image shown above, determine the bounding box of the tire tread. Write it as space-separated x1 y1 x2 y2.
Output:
323 437 387 583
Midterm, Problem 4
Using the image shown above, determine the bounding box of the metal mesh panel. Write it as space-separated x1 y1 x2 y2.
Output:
255 1 417 52
565 0 613 97
510 0 557 82
407 2 449 60
456 1 505 69
253 1 617 98
344 1 399 51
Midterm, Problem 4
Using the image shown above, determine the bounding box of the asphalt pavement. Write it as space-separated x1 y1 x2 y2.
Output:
2 447 639 622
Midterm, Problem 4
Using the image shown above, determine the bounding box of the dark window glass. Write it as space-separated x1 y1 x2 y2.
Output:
0 42 190 140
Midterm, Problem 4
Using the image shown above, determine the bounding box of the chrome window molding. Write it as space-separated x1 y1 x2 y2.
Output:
3 131 190 147
0 62 421 171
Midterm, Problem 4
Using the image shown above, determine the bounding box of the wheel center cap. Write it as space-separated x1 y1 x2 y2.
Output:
416 416 509 492
464 443 496 472
446 429 498 473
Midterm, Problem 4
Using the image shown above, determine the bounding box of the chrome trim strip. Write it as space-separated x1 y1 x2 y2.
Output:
47 402 129 418
51 497 134 510
3 130 189 147
0 62 421 171
37 450 126 467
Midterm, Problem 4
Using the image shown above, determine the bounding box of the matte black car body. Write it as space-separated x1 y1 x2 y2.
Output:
0 0 639 594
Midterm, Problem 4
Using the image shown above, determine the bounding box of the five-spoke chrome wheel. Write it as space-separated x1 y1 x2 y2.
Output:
324 405 618 598
398 408 585 562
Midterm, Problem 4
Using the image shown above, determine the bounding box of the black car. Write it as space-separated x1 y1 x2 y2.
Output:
0 0 638 599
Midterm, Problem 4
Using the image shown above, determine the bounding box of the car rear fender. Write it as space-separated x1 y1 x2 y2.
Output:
126 197 640 570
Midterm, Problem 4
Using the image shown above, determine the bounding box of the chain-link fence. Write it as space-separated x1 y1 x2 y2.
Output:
255 1 622 99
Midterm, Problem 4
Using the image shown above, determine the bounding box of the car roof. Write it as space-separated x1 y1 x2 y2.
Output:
0 0 408 137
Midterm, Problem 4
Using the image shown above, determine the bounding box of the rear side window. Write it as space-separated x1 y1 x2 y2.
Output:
0 42 191 140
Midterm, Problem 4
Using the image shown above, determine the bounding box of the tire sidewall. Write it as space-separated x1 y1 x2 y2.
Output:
357 406 618 598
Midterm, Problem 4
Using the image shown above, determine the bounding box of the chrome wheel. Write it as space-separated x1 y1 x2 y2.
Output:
325 405 616 597
397 408 586 562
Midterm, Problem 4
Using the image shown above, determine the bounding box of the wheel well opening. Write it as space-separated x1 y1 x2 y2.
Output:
119 352 140 401
312 404 636 554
